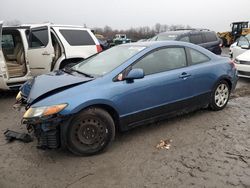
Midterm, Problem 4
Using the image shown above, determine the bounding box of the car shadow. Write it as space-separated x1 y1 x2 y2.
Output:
37 108 210 159
238 77 250 84
0 90 18 99
115 108 207 139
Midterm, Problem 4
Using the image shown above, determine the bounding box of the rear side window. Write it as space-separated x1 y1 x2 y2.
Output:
204 32 218 42
133 47 187 75
189 48 210 65
190 34 203 44
155 34 178 41
29 28 49 48
59 29 95 46
179 36 190 42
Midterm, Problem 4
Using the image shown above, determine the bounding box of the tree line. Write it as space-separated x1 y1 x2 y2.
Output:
93 23 192 41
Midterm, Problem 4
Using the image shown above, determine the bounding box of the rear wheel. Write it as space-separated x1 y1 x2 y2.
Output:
63 108 115 155
210 80 230 111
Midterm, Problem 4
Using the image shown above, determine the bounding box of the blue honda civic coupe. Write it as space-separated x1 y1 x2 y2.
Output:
16 41 238 155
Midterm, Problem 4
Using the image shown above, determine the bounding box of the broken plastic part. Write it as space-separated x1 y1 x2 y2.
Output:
4 129 33 143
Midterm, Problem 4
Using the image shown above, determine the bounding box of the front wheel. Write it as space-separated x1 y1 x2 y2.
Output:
63 108 115 156
210 80 230 111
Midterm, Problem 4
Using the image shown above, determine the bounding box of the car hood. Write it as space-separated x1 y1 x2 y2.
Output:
21 70 94 105
237 50 250 61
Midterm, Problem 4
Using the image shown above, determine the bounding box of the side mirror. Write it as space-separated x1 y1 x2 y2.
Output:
124 68 144 81
240 44 250 49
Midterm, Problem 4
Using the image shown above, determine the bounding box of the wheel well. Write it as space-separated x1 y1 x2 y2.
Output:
222 78 232 91
59 58 84 69
83 104 120 132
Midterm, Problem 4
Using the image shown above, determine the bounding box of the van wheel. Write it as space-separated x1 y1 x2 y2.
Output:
210 80 230 111
64 108 115 156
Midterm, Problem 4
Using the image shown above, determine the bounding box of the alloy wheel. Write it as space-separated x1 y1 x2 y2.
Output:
214 83 229 108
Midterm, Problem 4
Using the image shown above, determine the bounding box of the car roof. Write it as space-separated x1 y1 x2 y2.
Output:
121 41 196 48
157 29 212 36
158 30 193 35
120 41 218 59
3 23 90 30
18 23 90 30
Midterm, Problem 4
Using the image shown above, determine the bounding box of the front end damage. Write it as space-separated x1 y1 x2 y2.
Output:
22 114 69 149
16 88 70 149
14 71 94 150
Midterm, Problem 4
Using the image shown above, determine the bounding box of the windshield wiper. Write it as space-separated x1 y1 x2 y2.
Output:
62 67 73 74
70 68 94 78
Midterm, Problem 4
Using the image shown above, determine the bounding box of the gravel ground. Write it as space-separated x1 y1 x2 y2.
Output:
0 49 250 188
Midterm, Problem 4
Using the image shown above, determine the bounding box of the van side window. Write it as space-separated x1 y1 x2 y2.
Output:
179 36 190 42
189 48 210 65
190 34 203 44
59 30 95 46
133 47 187 75
2 34 14 49
29 28 49 48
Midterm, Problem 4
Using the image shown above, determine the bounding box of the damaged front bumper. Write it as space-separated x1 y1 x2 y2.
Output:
22 115 70 149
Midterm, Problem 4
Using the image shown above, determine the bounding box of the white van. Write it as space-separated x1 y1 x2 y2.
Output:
0 22 102 90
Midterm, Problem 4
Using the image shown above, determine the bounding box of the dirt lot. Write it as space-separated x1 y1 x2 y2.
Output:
0 61 250 187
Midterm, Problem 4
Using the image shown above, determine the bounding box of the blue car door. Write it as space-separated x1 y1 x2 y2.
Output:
183 47 216 101
112 47 194 127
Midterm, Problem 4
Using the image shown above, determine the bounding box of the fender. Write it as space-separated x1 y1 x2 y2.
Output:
71 99 120 116
212 75 233 92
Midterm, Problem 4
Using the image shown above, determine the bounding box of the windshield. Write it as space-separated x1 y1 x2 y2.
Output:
245 34 250 41
74 45 146 76
153 34 178 41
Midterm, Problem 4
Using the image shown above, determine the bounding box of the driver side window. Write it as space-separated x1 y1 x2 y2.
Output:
133 47 187 75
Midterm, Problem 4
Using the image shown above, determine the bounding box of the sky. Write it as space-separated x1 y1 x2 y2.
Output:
0 0 249 32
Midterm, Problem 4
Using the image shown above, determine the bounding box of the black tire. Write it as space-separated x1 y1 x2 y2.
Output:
210 80 230 111
62 107 115 156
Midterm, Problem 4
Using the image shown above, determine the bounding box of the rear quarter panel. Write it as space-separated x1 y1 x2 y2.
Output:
52 27 98 59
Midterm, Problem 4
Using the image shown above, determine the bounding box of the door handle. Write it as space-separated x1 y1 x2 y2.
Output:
42 51 50 56
179 72 191 79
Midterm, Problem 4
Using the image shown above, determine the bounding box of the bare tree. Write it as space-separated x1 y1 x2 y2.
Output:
93 23 193 41
155 23 161 34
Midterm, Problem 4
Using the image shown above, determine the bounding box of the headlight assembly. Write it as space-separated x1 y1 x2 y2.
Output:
23 104 68 118
16 91 22 101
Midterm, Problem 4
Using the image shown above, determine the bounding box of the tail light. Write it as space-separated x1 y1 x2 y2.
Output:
96 45 102 53
229 59 236 68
